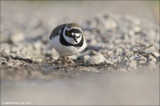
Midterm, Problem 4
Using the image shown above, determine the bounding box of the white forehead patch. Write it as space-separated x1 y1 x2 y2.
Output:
75 33 80 37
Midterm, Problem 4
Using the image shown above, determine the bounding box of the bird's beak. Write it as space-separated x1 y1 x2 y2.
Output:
73 36 78 43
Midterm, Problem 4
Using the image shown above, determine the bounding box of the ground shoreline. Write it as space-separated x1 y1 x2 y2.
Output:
1 13 159 81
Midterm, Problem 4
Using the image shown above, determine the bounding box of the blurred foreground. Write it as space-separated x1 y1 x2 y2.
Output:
2 72 159 105
1 1 159 105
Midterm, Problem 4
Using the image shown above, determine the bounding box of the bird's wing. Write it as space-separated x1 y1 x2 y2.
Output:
82 31 87 43
49 24 67 40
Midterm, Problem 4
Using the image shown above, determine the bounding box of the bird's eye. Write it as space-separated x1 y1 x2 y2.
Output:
67 31 71 35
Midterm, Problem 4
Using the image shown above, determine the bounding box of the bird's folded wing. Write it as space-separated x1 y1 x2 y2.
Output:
49 24 67 40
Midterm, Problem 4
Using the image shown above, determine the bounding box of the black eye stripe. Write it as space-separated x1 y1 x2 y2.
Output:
65 29 81 38
65 30 72 37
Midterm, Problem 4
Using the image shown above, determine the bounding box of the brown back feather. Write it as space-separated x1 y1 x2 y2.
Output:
49 24 67 40
67 23 81 29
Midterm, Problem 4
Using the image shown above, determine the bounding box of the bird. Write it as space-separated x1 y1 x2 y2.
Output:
49 23 87 63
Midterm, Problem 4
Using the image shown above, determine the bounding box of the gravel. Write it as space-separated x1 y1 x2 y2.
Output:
87 53 107 65
0 13 159 81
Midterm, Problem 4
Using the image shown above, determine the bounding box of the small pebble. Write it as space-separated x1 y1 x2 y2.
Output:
87 53 107 65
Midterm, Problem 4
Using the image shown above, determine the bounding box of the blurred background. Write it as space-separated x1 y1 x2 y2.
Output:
1 0 159 105
1 1 159 43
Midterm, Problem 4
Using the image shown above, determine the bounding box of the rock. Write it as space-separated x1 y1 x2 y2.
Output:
105 59 114 65
128 30 135 36
86 20 97 29
35 58 43 62
42 37 48 44
131 55 146 61
104 19 117 30
151 52 160 57
87 53 107 65
148 61 158 70
50 49 59 60
33 41 43 50
10 33 25 43
133 26 141 33
80 55 90 62
119 68 128 72
83 55 90 60
129 61 137 69
156 56 160 63
124 50 133 56
115 48 123 54
0 31 11 43
148 55 156 63
79 67 100 73
1 49 10 54
117 60 127 66
68 55 78 60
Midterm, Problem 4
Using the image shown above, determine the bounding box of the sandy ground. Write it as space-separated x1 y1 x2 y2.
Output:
1 1 159 105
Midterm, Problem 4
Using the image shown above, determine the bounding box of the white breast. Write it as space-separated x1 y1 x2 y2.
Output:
49 35 87 56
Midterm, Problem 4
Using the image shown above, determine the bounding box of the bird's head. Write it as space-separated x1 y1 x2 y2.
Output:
63 23 83 44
